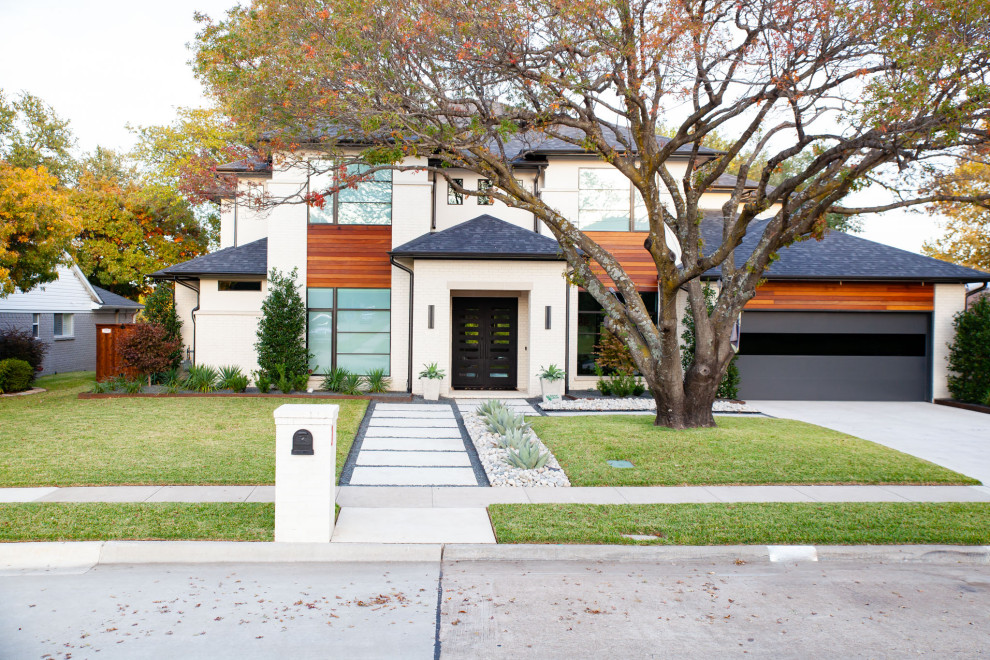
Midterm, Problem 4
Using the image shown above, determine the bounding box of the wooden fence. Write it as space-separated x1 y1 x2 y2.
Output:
95 324 141 382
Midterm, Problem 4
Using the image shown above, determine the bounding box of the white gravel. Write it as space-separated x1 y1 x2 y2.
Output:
462 412 570 488
539 397 760 413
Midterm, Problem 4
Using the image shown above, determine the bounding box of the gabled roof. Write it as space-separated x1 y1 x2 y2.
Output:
92 285 143 310
151 239 268 278
699 213 990 283
391 215 565 260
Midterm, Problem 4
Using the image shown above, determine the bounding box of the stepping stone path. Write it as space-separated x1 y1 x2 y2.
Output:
454 398 541 417
349 403 481 486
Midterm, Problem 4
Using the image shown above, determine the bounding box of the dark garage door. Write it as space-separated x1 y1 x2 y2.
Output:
736 312 930 401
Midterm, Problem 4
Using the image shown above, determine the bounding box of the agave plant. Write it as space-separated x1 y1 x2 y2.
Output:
497 427 529 450
184 364 219 393
476 399 506 418
504 438 549 470
217 365 246 391
486 407 530 436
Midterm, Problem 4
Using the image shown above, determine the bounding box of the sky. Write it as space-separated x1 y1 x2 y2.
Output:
0 0 945 255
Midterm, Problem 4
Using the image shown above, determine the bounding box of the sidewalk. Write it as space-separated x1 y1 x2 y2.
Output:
4 484 989 504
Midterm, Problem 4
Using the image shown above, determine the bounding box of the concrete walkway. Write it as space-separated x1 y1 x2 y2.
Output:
5 484 989 505
348 403 481 486
754 401 990 485
454 397 540 417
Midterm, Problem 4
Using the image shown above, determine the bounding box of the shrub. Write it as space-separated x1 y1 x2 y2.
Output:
0 358 34 393
218 365 249 392
141 283 183 369
680 284 741 400
593 330 638 376
593 365 643 398
255 268 311 384
184 364 219 393
364 367 391 393
252 370 272 393
321 366 349 392
947 297 990 404
122 378 144 394
118 323 182 386
339 372 363 395
0 326 47 372
273 364 295 394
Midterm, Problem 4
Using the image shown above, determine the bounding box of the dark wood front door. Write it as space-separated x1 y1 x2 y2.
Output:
451 297 518 389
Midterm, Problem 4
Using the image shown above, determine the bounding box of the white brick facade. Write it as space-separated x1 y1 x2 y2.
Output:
932 283 967 400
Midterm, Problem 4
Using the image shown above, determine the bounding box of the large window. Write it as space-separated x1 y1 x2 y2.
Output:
53 313 73 339
578 168 649 231
576 292 658 375
307 288 391 375
308 163 392 225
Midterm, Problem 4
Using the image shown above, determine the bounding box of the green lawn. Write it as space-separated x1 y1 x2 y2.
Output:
0 372 367 486
489 502 990 545
529 415 977 486
0 503 273 541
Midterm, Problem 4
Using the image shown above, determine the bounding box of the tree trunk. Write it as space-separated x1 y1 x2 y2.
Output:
650 378 717 429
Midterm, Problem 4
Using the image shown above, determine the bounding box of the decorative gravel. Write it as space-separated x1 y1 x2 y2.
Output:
539 397 760 413
462 412 571 488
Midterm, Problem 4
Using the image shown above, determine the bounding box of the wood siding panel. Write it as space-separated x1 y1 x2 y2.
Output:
95 324 141 382
307 225 392 288
585 231 657 289
746 282 934 311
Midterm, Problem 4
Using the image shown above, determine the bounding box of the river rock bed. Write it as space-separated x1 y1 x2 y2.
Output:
462 412 570 487
539 398 760 413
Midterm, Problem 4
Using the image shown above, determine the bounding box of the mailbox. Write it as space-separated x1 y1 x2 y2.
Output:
291 429 314 455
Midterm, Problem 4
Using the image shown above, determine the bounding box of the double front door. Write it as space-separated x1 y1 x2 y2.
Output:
451 297 518 389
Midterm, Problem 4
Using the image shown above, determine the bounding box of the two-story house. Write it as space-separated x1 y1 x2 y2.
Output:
152 137 990 401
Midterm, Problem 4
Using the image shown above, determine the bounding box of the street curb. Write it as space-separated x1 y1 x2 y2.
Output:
1 542 441 571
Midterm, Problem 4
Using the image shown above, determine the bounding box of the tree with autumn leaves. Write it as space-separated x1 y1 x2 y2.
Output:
1 90 215 298
194 0 990 428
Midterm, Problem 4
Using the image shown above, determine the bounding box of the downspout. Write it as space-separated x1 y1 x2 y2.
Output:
389 255 415 393
175 278 200 366
430 173 437 232
564 280 570 394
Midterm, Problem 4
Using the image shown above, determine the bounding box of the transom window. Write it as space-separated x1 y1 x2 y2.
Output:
308 162 392 225
578 168 649 231
307 288 391 375
218 280 262 292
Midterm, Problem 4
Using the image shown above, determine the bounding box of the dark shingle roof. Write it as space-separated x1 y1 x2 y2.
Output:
151 239 268 278
216 156 272 174
391 215 564 260
699 213 990 282
92 286 143 310
500 125 722 162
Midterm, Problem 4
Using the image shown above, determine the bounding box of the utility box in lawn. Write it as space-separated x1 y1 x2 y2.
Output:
274 404 338 542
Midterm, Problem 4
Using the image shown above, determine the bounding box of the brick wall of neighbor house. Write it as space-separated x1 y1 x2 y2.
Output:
933 283 967 400
409 259 568 396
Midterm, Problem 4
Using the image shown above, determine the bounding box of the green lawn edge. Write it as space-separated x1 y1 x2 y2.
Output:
0 503 274 542
0 372 367 487
488 502 990 545
529 415 978 486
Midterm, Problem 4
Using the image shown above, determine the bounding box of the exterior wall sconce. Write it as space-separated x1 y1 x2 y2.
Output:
428 304 435 329
545 305 552 330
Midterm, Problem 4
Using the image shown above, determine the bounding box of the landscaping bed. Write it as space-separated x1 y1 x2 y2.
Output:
0 503 273 542
462 411 570 487
527 415 978 486
488 502 990 545
0 372 367 486
540 397 758 413
934 398 990 415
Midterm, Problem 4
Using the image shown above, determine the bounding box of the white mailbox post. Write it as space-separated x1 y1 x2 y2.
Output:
274 404 339 542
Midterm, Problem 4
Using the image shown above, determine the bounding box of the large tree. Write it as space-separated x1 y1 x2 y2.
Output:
922 145 990 271
0 90 77 185
194 0 990 428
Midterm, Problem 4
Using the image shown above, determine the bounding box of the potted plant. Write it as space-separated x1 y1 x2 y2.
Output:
537 363 565 404
418 362 445 401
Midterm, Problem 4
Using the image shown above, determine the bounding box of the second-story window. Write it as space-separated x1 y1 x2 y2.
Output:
308 162 392 225
477 179 493 205
578 168 649 231
447 179 464 205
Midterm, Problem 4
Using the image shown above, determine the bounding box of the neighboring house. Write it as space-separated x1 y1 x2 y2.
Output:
151 136 990 401
0 263 143 375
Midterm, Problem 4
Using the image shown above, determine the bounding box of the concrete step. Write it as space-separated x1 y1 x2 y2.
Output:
356 451 472 467
349 466 479 486
359 437 466 452
368 418 459 428
375 404 452 411
332 507 496 543
364 427 462 439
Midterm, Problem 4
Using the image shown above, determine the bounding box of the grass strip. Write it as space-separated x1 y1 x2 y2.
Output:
0 372 367 486
488 502 990 545
529 415 977 486
0 503 274 542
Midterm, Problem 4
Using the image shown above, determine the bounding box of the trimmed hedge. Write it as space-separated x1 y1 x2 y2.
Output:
947 297 990 404
0 358 35 393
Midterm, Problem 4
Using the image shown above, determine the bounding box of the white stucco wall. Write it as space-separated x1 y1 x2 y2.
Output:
408 259 568 395
933 283 967 400
193 278 266 376
432 168 538 234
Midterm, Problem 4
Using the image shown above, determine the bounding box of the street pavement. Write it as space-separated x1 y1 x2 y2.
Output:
2 553 988 658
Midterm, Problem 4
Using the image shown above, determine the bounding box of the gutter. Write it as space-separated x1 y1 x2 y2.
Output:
389 255 415 393
967 282 988 310
174 278 201 366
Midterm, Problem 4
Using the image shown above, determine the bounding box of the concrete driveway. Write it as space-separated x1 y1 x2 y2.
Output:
752 401 990 485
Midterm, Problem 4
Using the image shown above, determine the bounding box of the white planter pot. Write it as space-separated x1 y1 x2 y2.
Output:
540 378 565 405
421 378 441 401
